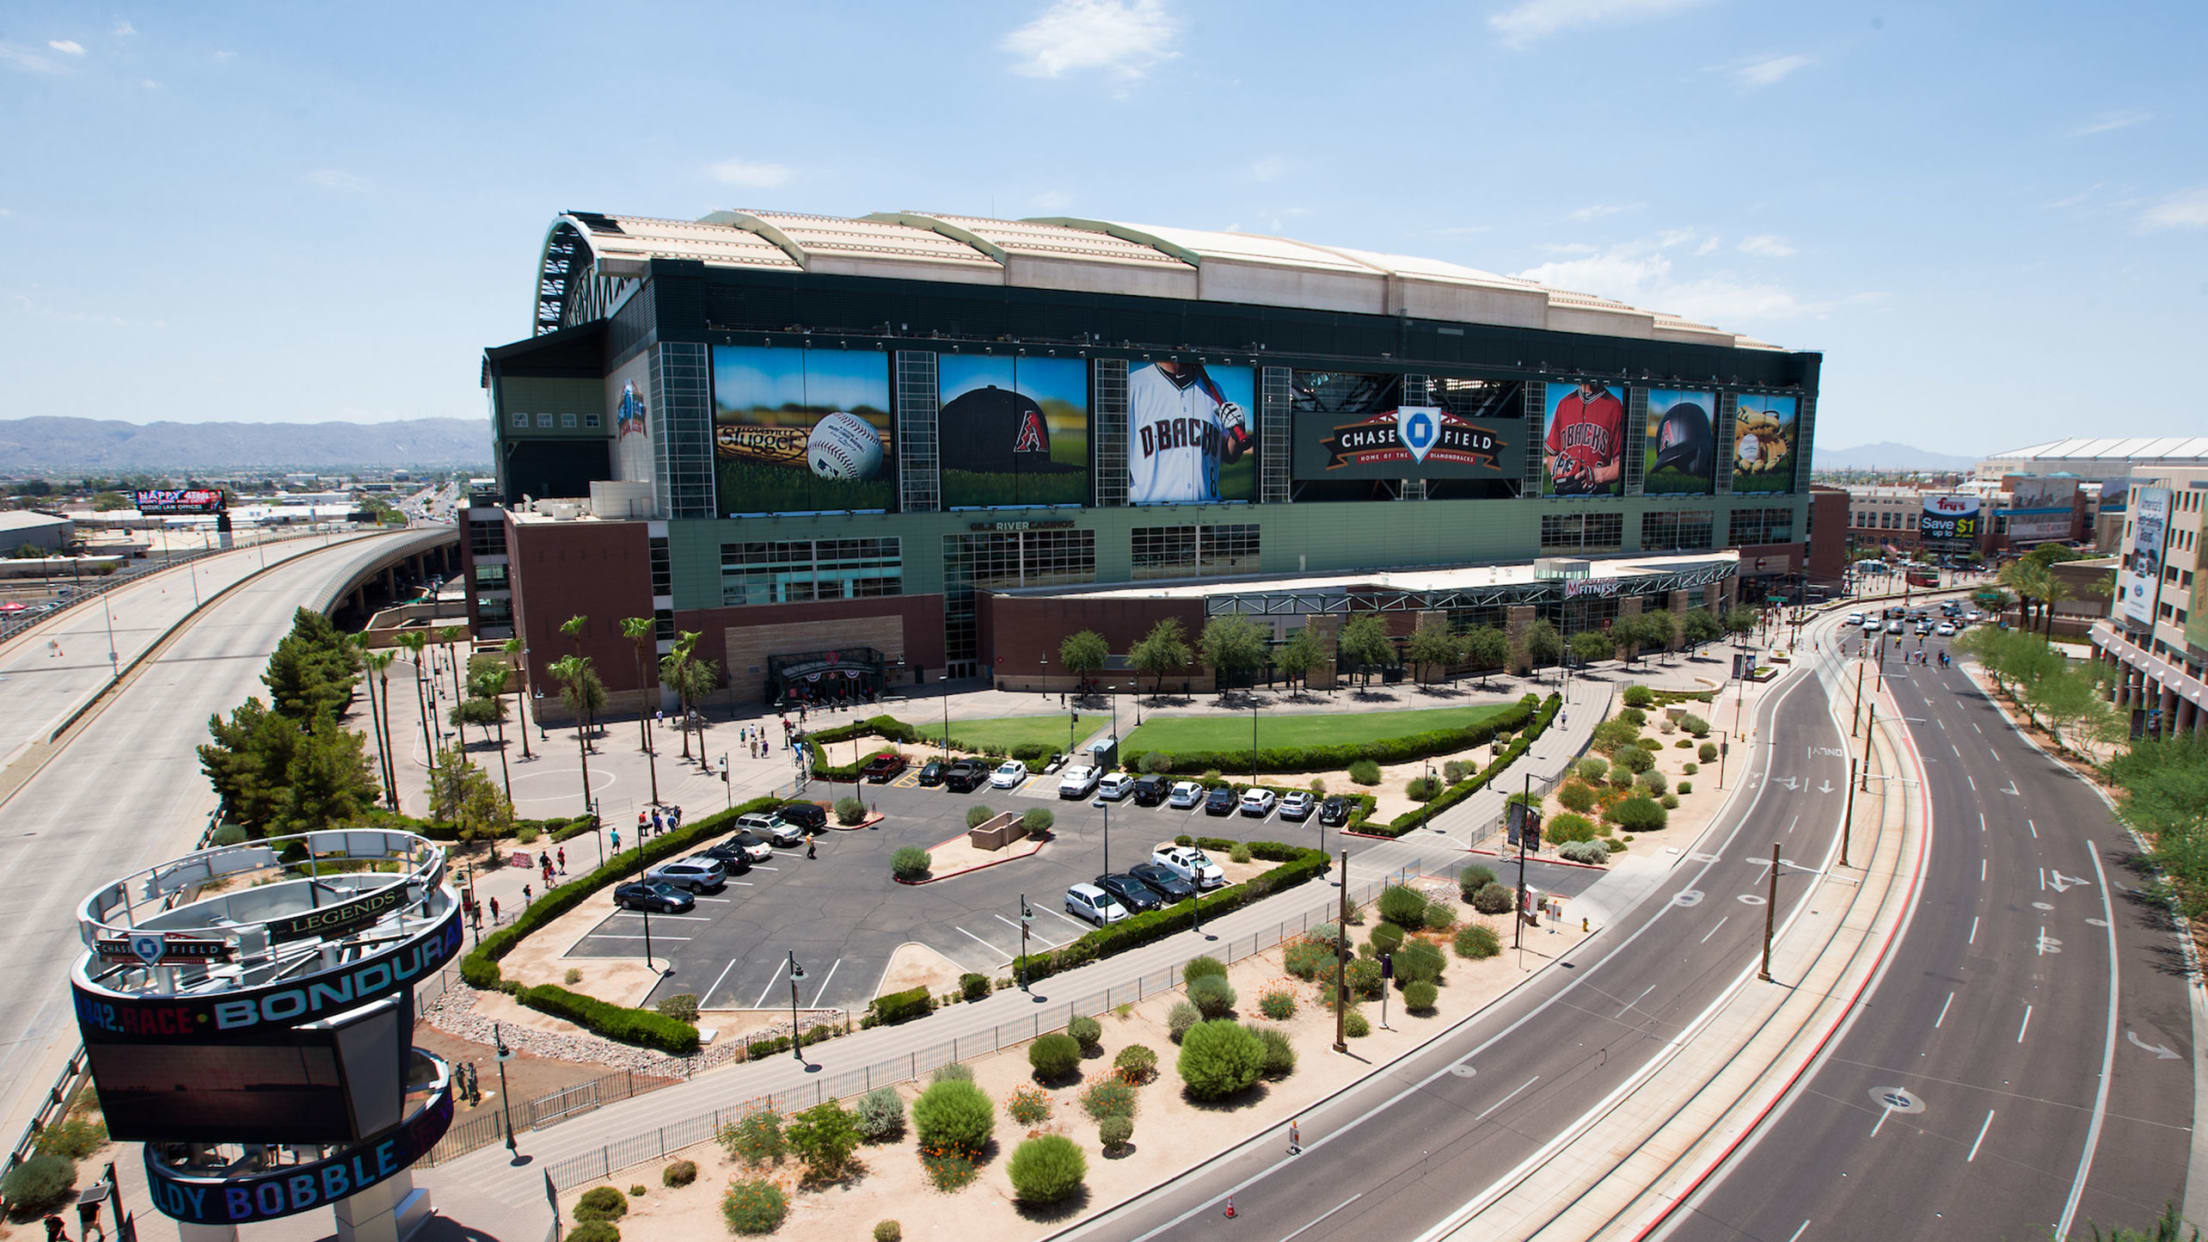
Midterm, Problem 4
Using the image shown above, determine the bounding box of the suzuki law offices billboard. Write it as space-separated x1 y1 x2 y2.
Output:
712 346 894 515
939 355 1089 509
1730 395 1799 494
1541 380 1625 497
2121 487 2172 626
1126 361 1256 505
1643 389 1718 495
1919 494 1981 549
135 489 226 514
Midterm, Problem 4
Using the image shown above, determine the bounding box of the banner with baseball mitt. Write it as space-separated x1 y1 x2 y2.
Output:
1728 395 1797 495
712 345 895 515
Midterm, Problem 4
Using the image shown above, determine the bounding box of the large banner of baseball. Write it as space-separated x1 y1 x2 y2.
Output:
713 345 896 515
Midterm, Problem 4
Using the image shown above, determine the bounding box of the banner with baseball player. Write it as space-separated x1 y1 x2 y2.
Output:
1541 380 1625 497
1728 395 1798 495
1643 389 1717 495
939 355 1089 509
1126 361 1256 505
711 346 895 515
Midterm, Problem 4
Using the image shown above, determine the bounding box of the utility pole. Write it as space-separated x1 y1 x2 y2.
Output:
1860 702 1875 790
1852 659 1866 736
1513 773 1532 951
1759 844 1779 981
1332 848 1350 1054
1841 757 1858 868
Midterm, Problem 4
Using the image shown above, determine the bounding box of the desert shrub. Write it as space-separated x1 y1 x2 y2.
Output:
718 1109 784 1168
515 825 540 844
1008 1135 1087 1206
1557 780 1596 813
1423 901 1459 932
1638 769 1669 796
856 1088 905 1142
1166 1001 1200 1043
1406 775 1442 802
1560 840 1610 864
1377 884 1428 928
875 1223 903 1242
568 1224 620 1242
1682 762 1699 775
1140 750 1174 773
1283 939 1335 980
655 993 699 1022
1395 940 1446 987
1676 738 1695 748
965 804 997 829
1458 865 1498 899
1029 1033 1082 1081
1308 777 1327 794
1182 954 1227 982
32 1117 105 1159
1349 759 1383 785
1187 974 1238 1020
1370 919 1406 955
1081 1077 1137 1120
787 1102 861 1182
1008 1085 1052 1125
1472 882 1516 914
1306 920 1345 948
1067 1014 1103 1053
565 967 583 985
1099 1114 1134 1151
1403 980 1439 1012
1230 841 1253 864
1661 793 1680 809
1548 812 1597 844
1344 1009 1371 1038
834 796 866 826
1610 767 1638 789
1576 757 1610 782
575 1186 629 1223
1681 713 1711 737
1623 684 1655 709
1592 719 1641 753
1251 1024 1296 1079
1699 741 1719 762
1455 924 1501 959
722 1179 788 1235
1113 1044 1158 1084
210 823 249 846
1677 780 1694 794
1177 1019 1266 1100
662 1159 697 1188
1619 706 1649 729
891 846 931 881
961 972 992 1002
912 1079 994 1156
1259 987 1296 1020
1 1155 76 1215
1345 955 1385 1000
1611 795 1669 833
1022 807 1055 834
1616 745 1655 774
1443 759 1469 782
931 1061 973 1084
920 1146 979 1192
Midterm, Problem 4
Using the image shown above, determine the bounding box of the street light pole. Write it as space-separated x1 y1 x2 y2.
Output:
494 1024 518 1154
1018 895 1032 991
1093 798 1110 876
788 952 807 1062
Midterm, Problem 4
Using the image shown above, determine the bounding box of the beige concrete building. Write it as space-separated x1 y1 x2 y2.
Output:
2092 464 2208 737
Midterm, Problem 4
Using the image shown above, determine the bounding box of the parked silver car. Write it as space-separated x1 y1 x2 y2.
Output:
646 855 727 892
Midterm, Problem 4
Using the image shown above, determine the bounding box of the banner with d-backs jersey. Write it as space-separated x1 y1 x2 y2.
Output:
939 355 1089 509
711 346 894 516
1125 361 1256 505
1643 389 1717 495
1542 380 1625 497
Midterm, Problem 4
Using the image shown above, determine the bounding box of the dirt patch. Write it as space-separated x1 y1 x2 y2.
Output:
500 887 669 1007
874 940 969 999
918 825 1050 881
412 1023 678 1124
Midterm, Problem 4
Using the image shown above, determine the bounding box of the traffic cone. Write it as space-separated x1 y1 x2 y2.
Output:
1224 1197 1236 1219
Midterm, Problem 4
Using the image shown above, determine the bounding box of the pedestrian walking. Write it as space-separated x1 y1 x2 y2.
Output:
637 809 647 836
651 807 665 835
671 805 683 830
75 1198 102 1240
610 827 621 852
489 896 500 923
557 847 567 874
542 860 553 886
522 883 532 906
806 838 817 860
539 850 551 873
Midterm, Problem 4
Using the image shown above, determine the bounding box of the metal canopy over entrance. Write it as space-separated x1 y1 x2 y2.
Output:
767 647 886 706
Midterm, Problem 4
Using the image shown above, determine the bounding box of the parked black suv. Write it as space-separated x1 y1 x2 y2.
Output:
1127 861 1194 902
1094 873 1163 914
1131 774 1169 806
944 758 990 792
1318 796 1352 827
775 802 827 834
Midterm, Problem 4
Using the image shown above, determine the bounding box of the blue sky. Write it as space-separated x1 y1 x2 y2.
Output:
1 1 2201 456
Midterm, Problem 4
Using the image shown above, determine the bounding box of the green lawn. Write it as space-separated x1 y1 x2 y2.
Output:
1125 701 1517 753
920 712 1109 754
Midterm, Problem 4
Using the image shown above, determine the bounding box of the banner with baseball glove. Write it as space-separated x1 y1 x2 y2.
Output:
1644 389 1717 495
939 355 1089 509
1729 395 1798 495
1542 380 1625 497
712 345 895 515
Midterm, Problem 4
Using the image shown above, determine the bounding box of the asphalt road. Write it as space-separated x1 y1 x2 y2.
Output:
1059 645 1858 1242
1658 633 2196 1241
0 529 443 1144
571 779 1606 1014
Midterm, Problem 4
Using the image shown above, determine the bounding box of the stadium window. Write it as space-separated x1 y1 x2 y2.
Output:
536 413 554 429
561 412 578 429
510 412 528 430
584 413 601 429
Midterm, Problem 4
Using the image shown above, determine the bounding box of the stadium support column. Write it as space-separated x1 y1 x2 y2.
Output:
1504 605 1536 677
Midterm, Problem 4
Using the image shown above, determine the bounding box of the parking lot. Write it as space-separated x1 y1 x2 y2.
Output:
565 767 1603 1014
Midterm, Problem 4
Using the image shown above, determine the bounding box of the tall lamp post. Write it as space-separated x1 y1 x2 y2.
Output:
494 1024 518 1154
787 952 807 1063
1018 895 1033 991
1092 798 1111 877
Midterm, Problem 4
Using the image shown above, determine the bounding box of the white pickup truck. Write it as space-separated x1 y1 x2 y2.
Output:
1057 764 1100 799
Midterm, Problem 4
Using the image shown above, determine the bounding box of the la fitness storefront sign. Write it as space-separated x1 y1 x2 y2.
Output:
146 1080 454 1225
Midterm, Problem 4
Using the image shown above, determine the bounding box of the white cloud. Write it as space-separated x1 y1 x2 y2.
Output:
2043 184 2100 210
1694 235 1720 256
211 49 235 62
48 39 85 56
1031 189 1072 211
114 20 136 36
1733 52 1812 88
1248 155 1289 182
1489 0 1710 49
1567 202 1641 222
305 169 369 193
139 78 158 89
1428 225 1492 238
1738 234 1796 258
1002 0 1180 79
1514 233 1871 328
705 159 793 189
2070 109 2152 137
1654 227 1696 249
2139 188 2208 231
0 42 67 73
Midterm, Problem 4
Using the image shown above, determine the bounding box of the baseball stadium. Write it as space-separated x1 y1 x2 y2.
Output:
469 209 1821 709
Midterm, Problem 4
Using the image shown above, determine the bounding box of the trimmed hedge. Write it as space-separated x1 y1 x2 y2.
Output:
1124 694 1540 775
365 808 597 845
520 985 699 1055
867 986 933 1027
1012 844 1331 984
1368 695 1563 838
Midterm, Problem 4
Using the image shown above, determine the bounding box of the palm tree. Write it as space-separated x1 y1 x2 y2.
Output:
469 664 515 807
436 624 469 705
503 636 533 760
660 637 695 761
396 631 436 773
548 654 600 815
621 616 661 805
361 645 400 809
560 613 588 659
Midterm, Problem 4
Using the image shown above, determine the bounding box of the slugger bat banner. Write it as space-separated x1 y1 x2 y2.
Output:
712 345 895 515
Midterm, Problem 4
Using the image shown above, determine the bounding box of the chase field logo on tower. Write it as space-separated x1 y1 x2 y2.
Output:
1318 406 1504 471
616 381 648 438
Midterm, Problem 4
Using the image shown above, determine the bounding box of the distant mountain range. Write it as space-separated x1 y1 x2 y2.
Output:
0 417 492 472
1813 441 1980 472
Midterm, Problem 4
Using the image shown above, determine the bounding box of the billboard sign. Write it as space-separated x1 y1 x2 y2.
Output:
2121 487 2171 626
2188 494 2208 653
1128 361 1256 504
1644 390 1717 495
135 489 226 514
1293 405 1520 480
939 355 1089 508
615 380 647 438
712 346 894 515
1730 396 1798 494
1542 380 1625 497
1919 494 1981 546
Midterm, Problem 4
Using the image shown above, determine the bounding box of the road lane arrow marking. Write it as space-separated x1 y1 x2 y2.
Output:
1775 776 1802 791
1817 780 1834 794
2048 871 2090 894
2127 1031 2182 1061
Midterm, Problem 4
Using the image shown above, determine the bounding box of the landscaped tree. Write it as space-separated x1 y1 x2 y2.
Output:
502 637 534 760
1199 614 1267 696
1404 615 1458 685
621 616 662 803
359 644 400 809
1059 630 1109 690
1681 607 1723 652
426 743 512 842
662 631 721 764
1519 618 1562 673
1130 617 1193 699
1722 606 1759 638
465 664 515 805
1458 625 1510 688
396 630 437 772
261 609 361 724
274 708 380 837
1635 609 1680 660
1336 614 1394 688
1570 628 1616 669
436 624 469 706
199 698 299 835
1275 628 1320 696
549 654 603 814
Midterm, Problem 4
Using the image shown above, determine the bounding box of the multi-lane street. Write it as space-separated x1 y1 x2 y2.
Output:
0 529 444 1144
1060 641 1863 1241
1658 624 2198 1240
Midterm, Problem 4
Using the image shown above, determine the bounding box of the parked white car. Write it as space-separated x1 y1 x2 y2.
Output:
990 760 1029 789
1167 780 1205 809
1151 843 1227 889
1097 772 1135 801
1065 882 1129 926
1239 788 1278 817
1058 765 1100 799
1935 622 1956 636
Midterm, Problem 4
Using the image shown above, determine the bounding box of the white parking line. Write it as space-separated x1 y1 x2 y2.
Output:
693 896 734 903
1699 915 1730 945
1280 1194 1364 1242
1786 1222 1811 1242
753 957 788 1008
1968 1109 1996 1162
2028 819 2038 839
955 926 1013 961
609 912 712 921
2017 1005 2032 1043
1935 991 1954 1028
588 934 692 942
1043 905 1089 933
1614 983 1655 1017
808 958 843 1008
996 912 1063 947
705 959 740 1004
